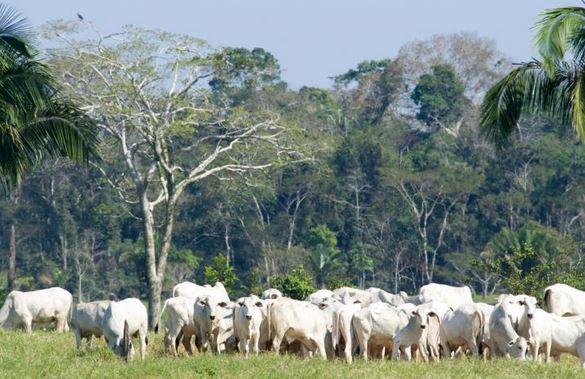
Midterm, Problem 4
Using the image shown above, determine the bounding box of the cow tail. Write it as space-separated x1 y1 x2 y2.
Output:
123 320 130 360
267 301 272 347
331 311 339 351
475 309 484 356
543 288 551 313
154 298 170 334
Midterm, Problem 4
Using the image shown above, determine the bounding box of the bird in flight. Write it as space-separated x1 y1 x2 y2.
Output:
77 13 84 21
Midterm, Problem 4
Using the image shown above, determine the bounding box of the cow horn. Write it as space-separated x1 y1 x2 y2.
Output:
123 320 130 360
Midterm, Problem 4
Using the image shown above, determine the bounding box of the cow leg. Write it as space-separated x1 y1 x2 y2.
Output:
532 339 540 363
391 340 401 361
88 335 95 350
139 330 147 360
316 339 327 360
344 339 353 363
24 318 32 334
182 334 193 355
252 334 260 355
238 339 247 356
441 342 452 359
356 332 368 360
403 346 412 361
244 339 251 357
73 329 82 351
272 330 285 355
467 339 479 358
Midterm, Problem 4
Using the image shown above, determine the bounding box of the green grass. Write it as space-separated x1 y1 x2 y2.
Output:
0 330 584 378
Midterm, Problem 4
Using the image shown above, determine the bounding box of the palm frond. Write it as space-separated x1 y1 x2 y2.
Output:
20 100 99 165
0 61 55 120
0 3 32 59
571 70 585 140
534 6 585 74
480 63 534 148
479 60 581 147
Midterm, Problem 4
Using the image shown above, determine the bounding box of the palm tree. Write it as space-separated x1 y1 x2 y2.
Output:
0 4 98 189
480 6 585 146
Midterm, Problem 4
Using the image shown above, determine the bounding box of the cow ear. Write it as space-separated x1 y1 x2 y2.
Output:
219 302 227 307
412 310 417 315
255 301 263 307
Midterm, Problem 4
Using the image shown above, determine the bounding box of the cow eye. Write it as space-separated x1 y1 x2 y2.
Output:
255 302 263 307
219 302 227 307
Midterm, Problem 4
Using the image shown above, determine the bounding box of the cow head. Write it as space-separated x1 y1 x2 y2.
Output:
517 295 537 319
507 336 528 360
498 294 524 326
241 296 265 322
317 296 339 310
199 293 229 321
261 288 282 300
411 306 438 330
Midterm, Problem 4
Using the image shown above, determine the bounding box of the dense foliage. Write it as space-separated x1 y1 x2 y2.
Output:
2 15 585 304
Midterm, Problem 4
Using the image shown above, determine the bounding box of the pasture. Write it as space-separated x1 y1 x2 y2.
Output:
0 330 583 379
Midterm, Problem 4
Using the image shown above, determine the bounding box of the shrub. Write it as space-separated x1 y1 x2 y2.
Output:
271 266 316 300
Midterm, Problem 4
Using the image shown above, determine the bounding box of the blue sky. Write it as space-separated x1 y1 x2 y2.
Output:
14 0 573 88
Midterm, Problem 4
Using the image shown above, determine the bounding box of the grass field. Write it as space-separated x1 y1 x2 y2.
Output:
1 330 585 379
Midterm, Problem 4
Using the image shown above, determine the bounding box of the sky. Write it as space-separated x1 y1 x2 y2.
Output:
14 0 573 88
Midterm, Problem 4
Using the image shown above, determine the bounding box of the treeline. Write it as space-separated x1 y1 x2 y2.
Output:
1 25 584 306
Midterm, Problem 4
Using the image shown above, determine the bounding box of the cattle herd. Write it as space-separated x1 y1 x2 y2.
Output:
2 282 585 367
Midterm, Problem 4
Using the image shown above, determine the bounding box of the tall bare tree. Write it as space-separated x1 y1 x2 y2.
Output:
44 23 300 327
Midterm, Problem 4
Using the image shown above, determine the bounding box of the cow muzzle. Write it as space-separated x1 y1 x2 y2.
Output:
527 314 533 319
420 325 426 329
246 315 252 320
209 315 216 320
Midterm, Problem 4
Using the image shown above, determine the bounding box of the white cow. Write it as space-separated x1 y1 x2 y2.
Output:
330 301 362 362
70 300 111 351
261 288 282 300
380 291 408 306
392 302 449 362
0 287 72 333
527 308 553 363
158 296 197 356
233 296 268 356
173 282 214 300
488 295 528 359
476 302 494 357
352 302 412 360
419 283 473 309
102 298 148 360
215 306 236 353
543 283 585 316
440 303 484 358
541 313 585 367
305 289 339 305
269 297 328 358
334 287 377 306
193 287 231 353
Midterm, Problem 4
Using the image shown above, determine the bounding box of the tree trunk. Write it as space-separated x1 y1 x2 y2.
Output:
8 224 16 291
142 194 161 330
78 271 83 302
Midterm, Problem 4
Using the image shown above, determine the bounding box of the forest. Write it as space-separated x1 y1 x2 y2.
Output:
2 16 585 325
